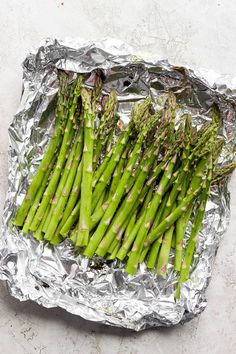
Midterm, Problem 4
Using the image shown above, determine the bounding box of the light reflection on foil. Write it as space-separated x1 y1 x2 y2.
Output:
0 38 235 331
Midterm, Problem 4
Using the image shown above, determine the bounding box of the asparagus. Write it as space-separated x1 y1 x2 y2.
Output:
14 75 230 295
30 76 83 231
212 162 236 184
91 127 132 211
95 145 158 257
42 129 82 234
116 214 145 261
156 225 175 276
13 72 69 226
93 90 117 168
84 106 158 258
60 201 81 237
90 97 154 212
44 131 85 241
75 87 97 247
33 204 51 241
123 211 137 242
108 146 128 198
174 155 210 271
145 192 170 268
94 189 107 212
107 215 131 255
116 182 154 261
175 160 213 298
56 160 83 233
22 155 56 233
144 186 202 248
125 155 178 275
102 116 177 257
171 233 176 249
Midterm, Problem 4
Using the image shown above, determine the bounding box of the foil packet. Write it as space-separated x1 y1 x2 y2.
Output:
0 38 236 331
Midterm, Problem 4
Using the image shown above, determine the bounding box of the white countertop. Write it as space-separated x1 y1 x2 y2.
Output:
0 1 236 353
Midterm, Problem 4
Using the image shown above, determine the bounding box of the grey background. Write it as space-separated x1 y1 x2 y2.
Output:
0 1 236 353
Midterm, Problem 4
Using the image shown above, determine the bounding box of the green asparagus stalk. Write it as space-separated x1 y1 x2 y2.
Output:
144 186 202 248
156 225 175 276
44 131 85 241
106 242 121 260
90 198 109 230
22 155 56 233
30 76 83 231
125 155 177 274
116 180 154 261
174 155 210 271
13 72 69 226
33 204 51 241
107 216 131 255
92 148 112 188
144 191 170 267
176 159 213 298
84 109 157 258
171 233 176 248
91 127 131 211
212 162 236 184
117 214 145 261
56 160 83 233
108 146 128 198
70 193 109 244
93 90 117 168
94 189 107 213
42 129 82 233
75 87 97 247
95 145 158 257
123 211 137 242
60 201 81 237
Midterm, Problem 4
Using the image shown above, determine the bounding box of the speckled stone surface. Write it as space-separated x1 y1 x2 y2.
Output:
0 1 236 353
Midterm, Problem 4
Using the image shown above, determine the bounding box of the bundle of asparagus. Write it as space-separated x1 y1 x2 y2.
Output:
13 70 236 297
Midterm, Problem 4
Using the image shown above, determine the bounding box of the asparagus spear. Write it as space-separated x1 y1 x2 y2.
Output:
125 154 178 275
116 184 154 261
60 201 81 237
22 155 56 233
144 186 202 248
144 192 170 267
30 76 83 231
93 90 117 168
212 162 236 184
106 242 121 260
42 129 82 234
44 131 85 241
94 189 107 213
13 72 69 226
108 145 128 198
56 160 83 233
176 160 213 298
84 102 156 258
123 211 137 242
75 87 97 247
95 145 158 257
91 126 132 211
156 224 175 276
103 115 177 248
33 204 51 241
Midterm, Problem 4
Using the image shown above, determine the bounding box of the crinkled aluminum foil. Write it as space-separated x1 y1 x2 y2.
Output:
0 38 236 331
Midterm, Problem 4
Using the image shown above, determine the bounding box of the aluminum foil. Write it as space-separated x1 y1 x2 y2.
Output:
0 38 236 331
